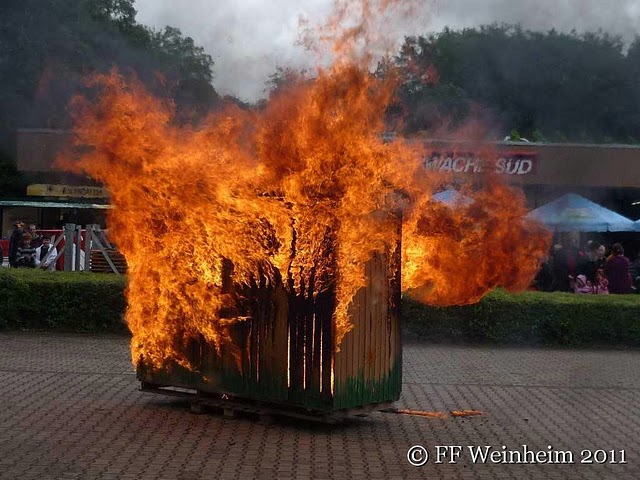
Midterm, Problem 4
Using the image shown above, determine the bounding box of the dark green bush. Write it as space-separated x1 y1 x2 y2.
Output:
403 289 640 346
0 269 127 333
2 270 639 346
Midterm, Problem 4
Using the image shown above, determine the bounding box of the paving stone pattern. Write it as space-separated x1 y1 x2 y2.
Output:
0 333 638 480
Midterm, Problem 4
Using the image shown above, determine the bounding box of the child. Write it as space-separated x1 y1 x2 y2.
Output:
15 233 36 268
573 270 608 294
35 234 58 271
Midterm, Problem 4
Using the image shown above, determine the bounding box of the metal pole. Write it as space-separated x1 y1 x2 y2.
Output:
63 223 75 271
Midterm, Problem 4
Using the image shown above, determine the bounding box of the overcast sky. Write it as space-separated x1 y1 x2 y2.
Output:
135 0 640 102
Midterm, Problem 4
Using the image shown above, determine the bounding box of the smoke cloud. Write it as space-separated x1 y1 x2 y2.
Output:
135 0 640 102
429 0 640 39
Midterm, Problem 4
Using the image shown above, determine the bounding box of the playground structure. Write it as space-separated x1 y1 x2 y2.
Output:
1 223 125 273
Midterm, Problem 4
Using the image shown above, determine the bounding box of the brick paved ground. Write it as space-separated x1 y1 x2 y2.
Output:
0 332 638 480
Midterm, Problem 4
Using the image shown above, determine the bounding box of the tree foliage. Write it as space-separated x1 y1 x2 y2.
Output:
264 66 310 96
394 25 640 143
0 0 218 154
0 0 220 195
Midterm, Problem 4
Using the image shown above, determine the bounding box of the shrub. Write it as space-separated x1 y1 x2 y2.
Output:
403 289 640 346
0 269 127 333
2 269 639 346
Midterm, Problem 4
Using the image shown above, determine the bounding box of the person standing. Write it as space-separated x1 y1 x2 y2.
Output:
35 234 58 271
630 256 640 293
551 243 572 292
8 220 25 267
604 243 633 294
579 241 605 284
28 224 42 248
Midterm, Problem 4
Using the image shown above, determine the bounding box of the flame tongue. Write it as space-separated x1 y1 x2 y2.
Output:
402 178 550 305
65 1 550 369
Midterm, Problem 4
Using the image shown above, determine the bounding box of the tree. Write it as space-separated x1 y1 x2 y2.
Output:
390 34 473 134
146 26 218 121
393 25 640 143
0 0 219 184
86 0 137 29
264 66 310 97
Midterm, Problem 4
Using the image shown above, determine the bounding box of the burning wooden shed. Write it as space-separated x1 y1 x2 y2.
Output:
137 239 402 418
70 40 550 422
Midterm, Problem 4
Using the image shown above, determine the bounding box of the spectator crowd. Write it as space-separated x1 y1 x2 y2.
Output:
2 219 638 295
4 220 58 271
534 237 639 295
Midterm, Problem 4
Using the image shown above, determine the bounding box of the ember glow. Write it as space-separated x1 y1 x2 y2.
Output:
65 0 550 370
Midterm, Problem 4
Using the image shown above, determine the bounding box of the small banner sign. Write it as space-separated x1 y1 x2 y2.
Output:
27 184 109 198
425 152 538 176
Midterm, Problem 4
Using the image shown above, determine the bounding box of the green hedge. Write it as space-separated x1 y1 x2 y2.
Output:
2 269 639 346
0 269 127 333
403 289 640 346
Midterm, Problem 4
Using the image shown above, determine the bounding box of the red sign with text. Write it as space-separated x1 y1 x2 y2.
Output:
425 152 537 176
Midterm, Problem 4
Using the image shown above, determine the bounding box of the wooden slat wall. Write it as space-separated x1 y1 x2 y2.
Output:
285 269 335 408
141 223 401 411
333 241 402 409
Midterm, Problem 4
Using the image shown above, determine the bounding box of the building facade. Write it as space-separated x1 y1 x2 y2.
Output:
424 140 640 220
1 129 109 238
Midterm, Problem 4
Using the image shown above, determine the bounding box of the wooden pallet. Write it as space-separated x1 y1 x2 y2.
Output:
140 382 394 424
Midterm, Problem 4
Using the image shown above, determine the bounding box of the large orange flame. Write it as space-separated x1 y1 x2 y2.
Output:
64 0 550 369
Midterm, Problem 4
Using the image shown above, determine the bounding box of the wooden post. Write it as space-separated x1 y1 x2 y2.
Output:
74 225 82 272
84 225 94 272
63 223 75 272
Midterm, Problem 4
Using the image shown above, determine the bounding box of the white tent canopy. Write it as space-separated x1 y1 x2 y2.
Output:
432 189 472 206
526 193 636 232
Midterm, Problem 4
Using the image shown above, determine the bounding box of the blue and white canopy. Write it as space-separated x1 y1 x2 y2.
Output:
432 189 472 206
526 193 636 232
